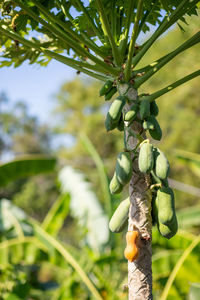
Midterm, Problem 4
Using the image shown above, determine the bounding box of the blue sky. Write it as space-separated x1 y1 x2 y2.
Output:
0 59 77 122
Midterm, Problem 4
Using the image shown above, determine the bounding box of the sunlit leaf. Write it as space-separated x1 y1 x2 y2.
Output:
0 155 56 187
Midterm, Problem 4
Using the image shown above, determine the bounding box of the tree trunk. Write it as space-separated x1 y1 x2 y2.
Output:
119 83 153 300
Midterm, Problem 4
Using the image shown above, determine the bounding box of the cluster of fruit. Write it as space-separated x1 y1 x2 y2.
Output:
100 81 178 261
139 141 178 239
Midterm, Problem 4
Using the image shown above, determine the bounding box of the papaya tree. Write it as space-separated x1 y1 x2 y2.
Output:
0 1 199 299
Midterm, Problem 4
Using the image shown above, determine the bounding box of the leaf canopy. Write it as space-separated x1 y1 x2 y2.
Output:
0 0 199 83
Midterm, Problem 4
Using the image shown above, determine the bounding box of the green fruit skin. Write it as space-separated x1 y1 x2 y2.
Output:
109 172 123 194
138 143 154 173
124 103 139 122
99 80 113 96
150 100 159 116
116 152 132 185
154 148 170 180
105 86 117 100
156 187 175 226
117 115 124 131
148 116 162 141
105 96 125 131
143 120 155 130
157 214 178 239
109 96 126 120
109 197 130 233
139 99 150 120
105 113 118 131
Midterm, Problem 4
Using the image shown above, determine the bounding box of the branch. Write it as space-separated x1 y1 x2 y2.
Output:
95 0 121 66
111 0 117 43
124 0 143 81
0 25 110 81
134 31 200 87
132 0 199 68
141 70 200 102
119 0 136 57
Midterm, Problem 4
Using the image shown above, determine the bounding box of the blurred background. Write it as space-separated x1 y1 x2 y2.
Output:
0 14 199 300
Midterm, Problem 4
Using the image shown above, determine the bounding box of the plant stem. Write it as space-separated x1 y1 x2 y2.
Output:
134 31 200 87
111 0 117 43
124 0 143 81
144 69 200 102
96 0 121 66
40 50 112 81
132 0 199 68
119 0 136 58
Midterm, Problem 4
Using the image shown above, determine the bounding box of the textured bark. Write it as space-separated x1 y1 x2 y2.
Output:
119 84 153 300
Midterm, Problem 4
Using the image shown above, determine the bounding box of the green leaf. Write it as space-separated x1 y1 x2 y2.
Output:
42 193 70 236
160 235 200 300
31 221 103 300
0 155 56 187
80 133 112 217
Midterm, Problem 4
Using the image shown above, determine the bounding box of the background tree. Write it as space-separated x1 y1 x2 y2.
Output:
0 93 58 219
0 1 199 299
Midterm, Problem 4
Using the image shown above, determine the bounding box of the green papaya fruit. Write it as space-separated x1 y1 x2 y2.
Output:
154 148 170 180
150 100 159 116
156 187 175 226
109 96 126 121
157 214 178 239
143 120 155 130
99 80 113 96
109 198 130 233
105 113 118 131
109 172 123 194
117 115 124 131
116 152 132 185
138 142 154 173
148 116 162 141
139 99 150 120
105 86 117 101
105 96 126 131
124 103 139 122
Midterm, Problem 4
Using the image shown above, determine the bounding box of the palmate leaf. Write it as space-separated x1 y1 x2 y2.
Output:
0 155 56 187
